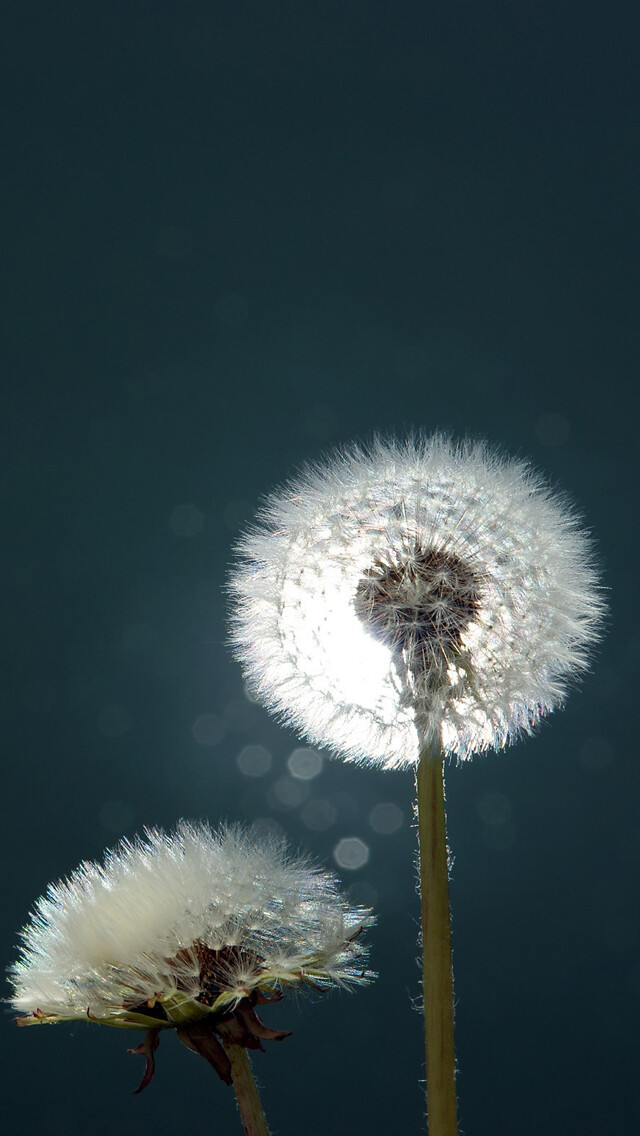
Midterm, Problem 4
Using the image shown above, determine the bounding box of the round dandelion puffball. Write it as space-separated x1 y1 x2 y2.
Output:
10 822 374 1029
229 436 604 770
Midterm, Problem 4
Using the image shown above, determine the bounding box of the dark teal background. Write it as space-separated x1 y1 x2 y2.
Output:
2 3 638 1133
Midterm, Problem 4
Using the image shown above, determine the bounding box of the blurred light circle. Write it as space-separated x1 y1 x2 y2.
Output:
287 747 323 780
476 791 512 826
268 776 309 809
169 503 204 537
97 704 132 737
369 802 403 834
237 744 272 778
301 799 337 831
536 412 570 448
99 800 134 833
579 737 613 769
250 817 284 843
191 713 226 747
333 837 370 871
223 699 252 732
223 500 251 532
482 822 516 851
348 881 378 908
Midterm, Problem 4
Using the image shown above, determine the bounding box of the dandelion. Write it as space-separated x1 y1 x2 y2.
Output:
10 821 374 1135
229 435 604 1135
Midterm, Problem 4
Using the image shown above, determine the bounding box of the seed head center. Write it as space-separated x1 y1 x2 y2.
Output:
355 546 481 677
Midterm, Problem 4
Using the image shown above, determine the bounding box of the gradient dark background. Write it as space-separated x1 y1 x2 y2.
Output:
2 3 638 1134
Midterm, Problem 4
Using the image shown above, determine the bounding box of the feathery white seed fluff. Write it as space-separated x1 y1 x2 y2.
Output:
229 435 604 769
9 822 374 1027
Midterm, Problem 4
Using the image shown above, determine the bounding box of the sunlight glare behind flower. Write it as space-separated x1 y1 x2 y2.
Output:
287 748 323 780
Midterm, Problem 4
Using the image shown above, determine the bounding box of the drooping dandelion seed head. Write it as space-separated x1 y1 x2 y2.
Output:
229 435 604 770
9 821 373 1036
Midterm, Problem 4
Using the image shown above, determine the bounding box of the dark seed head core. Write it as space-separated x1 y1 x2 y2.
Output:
192 941 251 1008
127 941 290 1093
355 545 481 679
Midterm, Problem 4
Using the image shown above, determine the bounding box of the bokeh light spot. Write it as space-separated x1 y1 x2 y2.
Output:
369 802 404 834
191 713 226 747
287 747 323 780
99 800 134 834
579 737 613 769
333 837 370 871
301 799 337 831
348 881 378 908
250 817 284 843
268 776 310 810
223 500 251 532
237 744 272 778
536 412 570 448
482 822 516 851
223 700 252 732
169 503 204 537
97 704 132 737
476 791 512 826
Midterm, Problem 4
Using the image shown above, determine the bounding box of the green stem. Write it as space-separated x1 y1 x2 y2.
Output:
416 741 458 1136
222 1043 271 1136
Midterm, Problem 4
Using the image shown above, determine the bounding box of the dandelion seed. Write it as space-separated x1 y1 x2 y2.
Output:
9 821 374 1122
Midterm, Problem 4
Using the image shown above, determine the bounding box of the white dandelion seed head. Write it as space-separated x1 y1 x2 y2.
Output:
9 821 374 1028
229 435 604 770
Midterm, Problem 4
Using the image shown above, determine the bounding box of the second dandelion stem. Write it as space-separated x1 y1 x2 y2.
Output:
222 1043 271 1136
416 741 458 1136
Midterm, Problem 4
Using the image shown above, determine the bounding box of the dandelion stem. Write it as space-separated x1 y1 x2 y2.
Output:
222 1042 271 1136
416 741 458 1136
